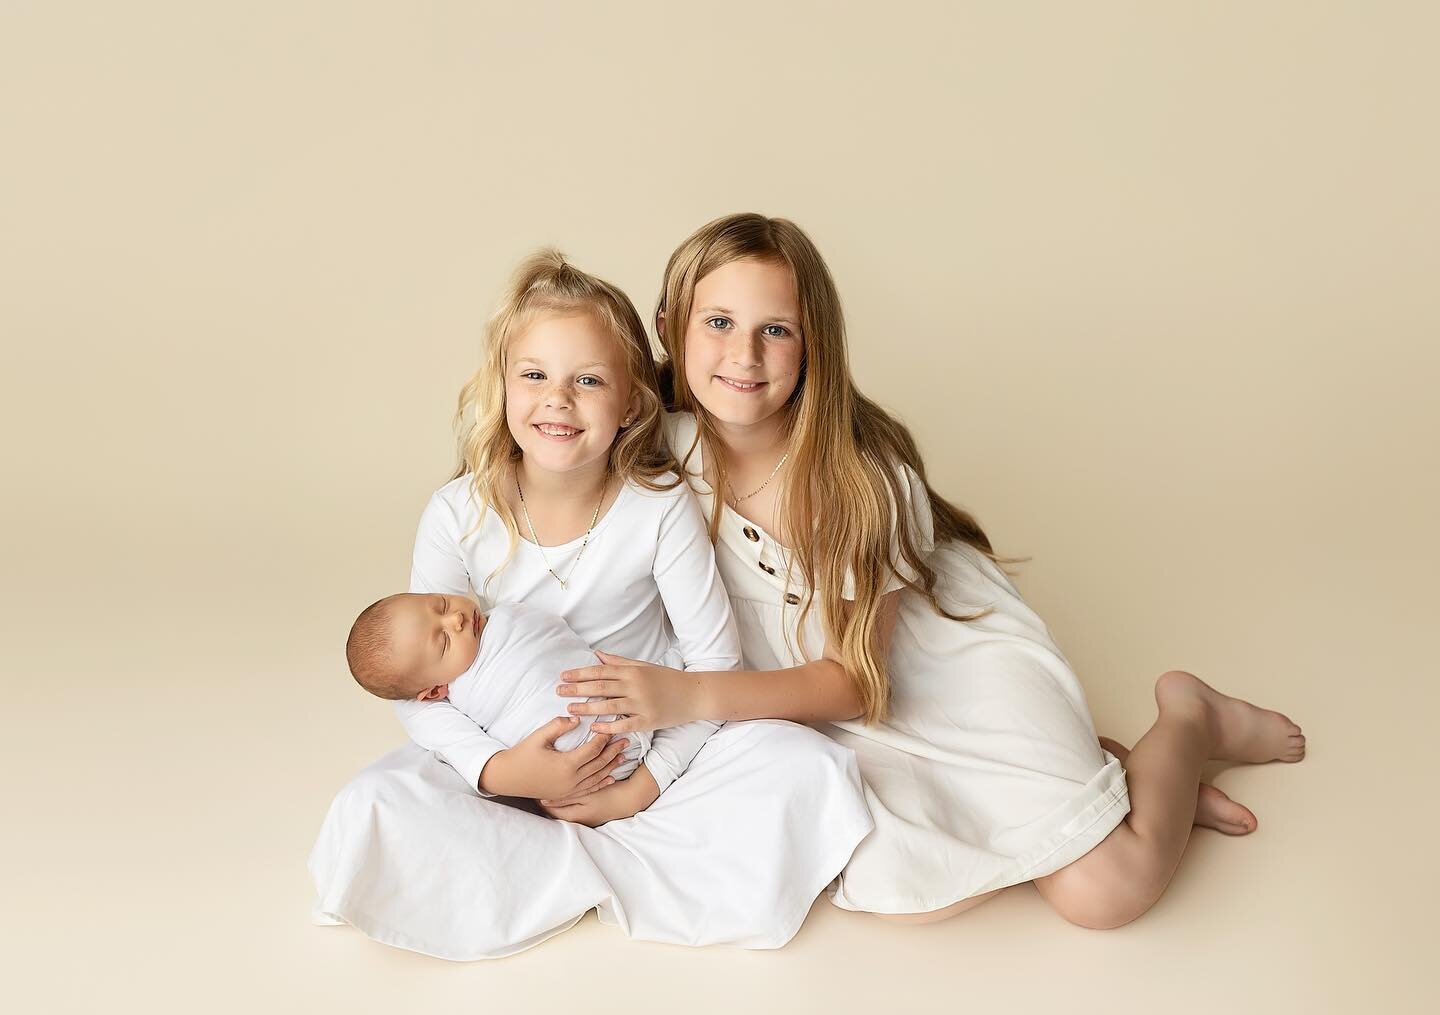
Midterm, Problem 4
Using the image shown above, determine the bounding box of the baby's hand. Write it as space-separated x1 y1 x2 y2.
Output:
540 765 660 827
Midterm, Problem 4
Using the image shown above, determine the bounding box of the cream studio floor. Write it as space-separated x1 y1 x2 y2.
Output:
4 4 1436 1012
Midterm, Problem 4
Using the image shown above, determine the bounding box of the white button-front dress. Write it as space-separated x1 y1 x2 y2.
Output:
663 412 1131 915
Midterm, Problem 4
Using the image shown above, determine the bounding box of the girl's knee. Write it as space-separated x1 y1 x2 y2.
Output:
1050 893 1149 931
1036 856 1158 931
1154 669 1198 694
335 763 411 813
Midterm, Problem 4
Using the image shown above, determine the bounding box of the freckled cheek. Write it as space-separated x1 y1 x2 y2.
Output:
505 392 537 443
682 333 719 389
506 385 537 416
768 349 804 394
684 360 709 392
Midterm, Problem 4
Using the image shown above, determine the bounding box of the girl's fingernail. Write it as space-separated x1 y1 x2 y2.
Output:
568 705 579 713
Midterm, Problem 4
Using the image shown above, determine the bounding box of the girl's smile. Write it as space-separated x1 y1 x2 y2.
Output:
714 376 767 393
533 421 584 440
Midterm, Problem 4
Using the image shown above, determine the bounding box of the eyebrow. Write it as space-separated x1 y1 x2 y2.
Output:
695 305 798 326
513 357 611 370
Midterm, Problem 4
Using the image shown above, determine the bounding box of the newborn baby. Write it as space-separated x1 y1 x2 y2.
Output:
345 593 651 781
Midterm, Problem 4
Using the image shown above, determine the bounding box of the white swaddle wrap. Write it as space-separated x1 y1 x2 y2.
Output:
451 602 650 779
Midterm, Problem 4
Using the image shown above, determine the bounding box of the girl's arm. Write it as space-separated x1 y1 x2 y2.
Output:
631 489 740 793
561 590 901 731
565 457 926 731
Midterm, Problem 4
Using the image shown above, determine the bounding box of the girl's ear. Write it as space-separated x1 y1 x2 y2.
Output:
623 385 644 428
416 683 449 702
654 310 666 339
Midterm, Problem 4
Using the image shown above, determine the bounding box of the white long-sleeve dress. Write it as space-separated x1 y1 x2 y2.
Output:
308 472 873 959
663 412 1131 915
441 603 652 781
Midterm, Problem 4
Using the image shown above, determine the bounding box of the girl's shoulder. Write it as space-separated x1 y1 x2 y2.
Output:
620 470 688 504
430 472 484 516
659 410 701 460
433 471 472 498
660 409 697 442
659 411 708 491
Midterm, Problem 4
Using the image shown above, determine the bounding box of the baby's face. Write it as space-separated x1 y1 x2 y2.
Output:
389 592 486 697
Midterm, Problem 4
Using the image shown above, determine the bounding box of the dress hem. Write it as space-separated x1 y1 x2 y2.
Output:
827 755 1131 916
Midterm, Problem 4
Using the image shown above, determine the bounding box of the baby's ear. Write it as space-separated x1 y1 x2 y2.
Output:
415 683 448 702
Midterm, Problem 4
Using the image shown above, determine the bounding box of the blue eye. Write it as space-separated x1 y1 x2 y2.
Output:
520 370 544 381
577 375 602 387
763 325 790 338
706 317 732 331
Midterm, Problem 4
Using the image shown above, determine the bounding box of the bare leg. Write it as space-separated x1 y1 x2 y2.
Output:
876 888 1004 925
1098 736 1256 836
1035 671 1304 930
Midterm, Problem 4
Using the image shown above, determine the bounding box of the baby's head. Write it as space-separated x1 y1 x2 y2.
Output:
346 592 486 701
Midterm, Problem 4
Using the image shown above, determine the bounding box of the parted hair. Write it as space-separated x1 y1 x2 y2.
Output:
655 213 1000 724
452 249 678 590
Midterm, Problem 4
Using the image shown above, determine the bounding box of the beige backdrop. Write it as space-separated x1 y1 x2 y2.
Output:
3 2 1436 1012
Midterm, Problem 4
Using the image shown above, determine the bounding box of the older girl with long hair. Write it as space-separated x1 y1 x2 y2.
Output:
559 214 1307 926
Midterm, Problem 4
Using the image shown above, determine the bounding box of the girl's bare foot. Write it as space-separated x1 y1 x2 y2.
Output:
1099 735 1257 835
1154 670 1306 764
1194 782 1257 835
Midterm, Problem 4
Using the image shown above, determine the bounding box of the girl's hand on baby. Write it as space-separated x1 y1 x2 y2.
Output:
557 652 705 734
540 765 660 826
479 717 630 800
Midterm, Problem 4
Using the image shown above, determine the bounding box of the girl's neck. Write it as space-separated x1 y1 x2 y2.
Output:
516 457 611 503
712 408 790 464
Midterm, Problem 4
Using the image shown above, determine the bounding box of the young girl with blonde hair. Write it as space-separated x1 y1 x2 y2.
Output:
309 249 871 958
559 214 1307 926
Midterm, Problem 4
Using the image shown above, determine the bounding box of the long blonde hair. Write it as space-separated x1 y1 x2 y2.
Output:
656 214 1000 724
454 249 677 590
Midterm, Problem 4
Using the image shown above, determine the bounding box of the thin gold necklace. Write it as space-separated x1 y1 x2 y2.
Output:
732 451 789 503
516 477 605 590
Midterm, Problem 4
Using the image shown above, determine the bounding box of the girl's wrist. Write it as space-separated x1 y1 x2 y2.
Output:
617 766 660 816
478 749 515 796
692 670 721 723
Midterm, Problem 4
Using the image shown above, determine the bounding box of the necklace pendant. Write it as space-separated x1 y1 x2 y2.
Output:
517 474 605 592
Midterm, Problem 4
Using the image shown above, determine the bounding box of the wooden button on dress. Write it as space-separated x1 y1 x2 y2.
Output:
743 526 760 542
784 592 801 605
759 562 776 575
